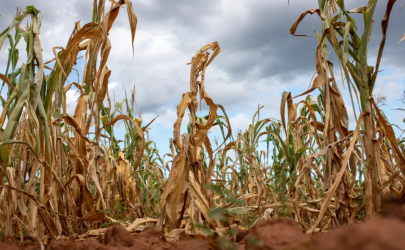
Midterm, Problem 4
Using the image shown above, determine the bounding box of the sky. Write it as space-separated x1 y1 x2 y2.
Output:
1 0 405 158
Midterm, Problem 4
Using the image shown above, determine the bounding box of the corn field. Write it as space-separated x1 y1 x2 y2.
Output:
0 0 404 246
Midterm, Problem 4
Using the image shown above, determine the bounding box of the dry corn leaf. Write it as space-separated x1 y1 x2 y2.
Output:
77 210 106 222
158 134 190 231
307 112 366 234
397 33 405 46
119 0 137 55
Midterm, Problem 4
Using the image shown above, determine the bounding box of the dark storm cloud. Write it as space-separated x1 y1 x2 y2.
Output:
0 0 93 63
0 0 92 31
129 0 322 82
369 1 405 67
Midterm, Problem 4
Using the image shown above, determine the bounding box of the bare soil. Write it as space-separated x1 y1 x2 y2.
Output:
2 197 405 250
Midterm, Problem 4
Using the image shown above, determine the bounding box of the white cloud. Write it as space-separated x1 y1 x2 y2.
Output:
143 107 178 129
346 105 360 129
108 82 118 90
229 113 251 132
373 81 403 100
65 88 79 115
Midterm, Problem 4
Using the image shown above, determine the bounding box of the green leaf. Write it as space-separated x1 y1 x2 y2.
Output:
38 98 52 165
205 183 222 194
209 207 228 222
0 87 29 163
342 21 351 68
0 6 39 53
358 0 377 62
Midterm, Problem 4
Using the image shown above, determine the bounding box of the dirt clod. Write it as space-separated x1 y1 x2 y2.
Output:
105 226 134 247
0 238 19 250
130 228 174 250
244 218 311 250
3 214 405 250
47 239 107 250
311 218 405 250
381 194 405 221
176 239 208 250
236 228 249 243
0 237 41 250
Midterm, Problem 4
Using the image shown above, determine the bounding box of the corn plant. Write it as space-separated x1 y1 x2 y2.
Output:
0 0 404 243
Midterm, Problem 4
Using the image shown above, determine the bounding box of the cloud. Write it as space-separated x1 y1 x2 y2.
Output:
2 0 404 117
346 105 359 129
143 107 178 130
229 113 251 132
108 82 118 90
374 81 403 100
65 88 80 115
373 68 405 100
